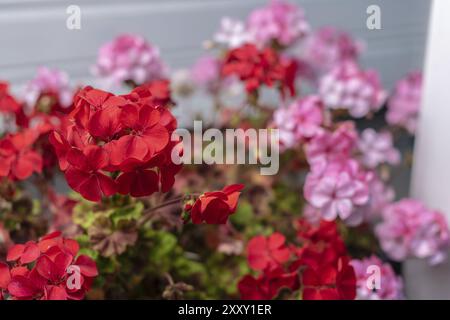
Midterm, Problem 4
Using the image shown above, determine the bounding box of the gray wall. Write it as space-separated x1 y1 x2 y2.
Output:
0 0 430 90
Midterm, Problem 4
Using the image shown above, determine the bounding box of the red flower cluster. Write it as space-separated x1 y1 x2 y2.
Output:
238 232 298 299
221 44 297 96
0 82 21 114
295 219 356 300
185 184 244 224
0 231 98 300
50 82 181 202
238 219 357 300
0 129 43 180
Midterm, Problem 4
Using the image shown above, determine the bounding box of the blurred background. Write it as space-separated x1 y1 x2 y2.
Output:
0 0 429 89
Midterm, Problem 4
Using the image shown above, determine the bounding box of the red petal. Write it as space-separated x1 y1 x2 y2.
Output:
75 255 98 277
7 244 25 262
84 145 109 171
12 150 43 180
88 105 121 140
222 184 245 195
35 255 59 282
7 276 38 298
45 285 68 300
20 242 40 264
0 262 11 289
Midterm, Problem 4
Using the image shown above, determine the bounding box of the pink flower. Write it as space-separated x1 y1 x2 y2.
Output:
23 67 73 113
247 0 309 47
305 122 357 164
303 27 363 74
386 71 422 134
357 128 400 168
319 61 386 118
347 175 395 226
351 255 403 300
214 17 254 48
92 34 167 87
304 158 372 223
375 199 450 265
190 55 220 91
272 95 324 149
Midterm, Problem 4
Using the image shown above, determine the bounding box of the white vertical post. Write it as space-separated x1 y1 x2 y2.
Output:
406 0 450 299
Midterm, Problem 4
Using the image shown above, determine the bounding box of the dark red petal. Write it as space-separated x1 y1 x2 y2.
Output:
77 175 103 202
65 168 91 193
129 170 159 197
96 172 117 197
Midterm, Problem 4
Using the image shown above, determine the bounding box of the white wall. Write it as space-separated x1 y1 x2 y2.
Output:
406 0 450 299
0 0 430 90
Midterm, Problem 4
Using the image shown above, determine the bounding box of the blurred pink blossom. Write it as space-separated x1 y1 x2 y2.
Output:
23 67 72 112
386 71 422 134
305 121 357 164
247 0 309 47
214 17 254 48
358 128 400 168
347 175 395 226
303 26 364 74
92 34 167 87
272 95 324 149
376 199 450 265
304 157 373 223
190 55 220 91
319 61 386 118
351 255 403 300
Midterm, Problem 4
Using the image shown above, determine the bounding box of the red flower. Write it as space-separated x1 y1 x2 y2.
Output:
107 104 169 166
238 267 298 300
0 232 98 300
65 145 116 202
125 79 173 107
0 82 21 113
0 129 43 181
247 233 291 271
295 219 347 269
221 44 296 96
302 257 356 300
187 184 244 224
50 84 179 202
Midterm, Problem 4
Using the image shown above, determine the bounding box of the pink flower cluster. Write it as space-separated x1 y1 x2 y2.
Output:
304 157 373 224
214 17 254 49
386 71 422 134
272 95 324 149
190 55 220 91
92 34 167 87
247 0 309 47
23 67 73 113
351 255 403 300
357 128 400 169
305 122 357 164
319 61 386 118
303 26 363 74
376 199 450 265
